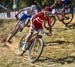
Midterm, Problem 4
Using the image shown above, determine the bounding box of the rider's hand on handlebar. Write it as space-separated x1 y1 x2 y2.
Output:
15 15 19 20
47 33 52 36
45 32 52 36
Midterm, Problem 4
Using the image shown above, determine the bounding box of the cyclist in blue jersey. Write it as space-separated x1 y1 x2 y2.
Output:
60 0 69 20
50 0 69 20
6 5 38 43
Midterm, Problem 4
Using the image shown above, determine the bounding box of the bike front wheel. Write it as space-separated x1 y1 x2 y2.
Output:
44 16 56 31
28 38 44 63
18 34 26 55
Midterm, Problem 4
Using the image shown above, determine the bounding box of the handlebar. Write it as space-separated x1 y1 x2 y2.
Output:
32 31 52 38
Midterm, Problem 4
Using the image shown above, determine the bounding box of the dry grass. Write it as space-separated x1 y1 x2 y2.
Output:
0 16 75 67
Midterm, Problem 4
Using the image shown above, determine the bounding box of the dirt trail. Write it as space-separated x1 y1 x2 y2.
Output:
0 18 75 67
0 34 75 67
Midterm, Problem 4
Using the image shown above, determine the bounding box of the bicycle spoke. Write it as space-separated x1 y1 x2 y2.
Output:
29 40 40 59
62 13 73 24
28 39 44 63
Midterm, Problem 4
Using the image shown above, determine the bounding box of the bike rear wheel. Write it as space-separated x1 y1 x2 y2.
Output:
28 38 44 63
62 12 73 25
62 4 74 25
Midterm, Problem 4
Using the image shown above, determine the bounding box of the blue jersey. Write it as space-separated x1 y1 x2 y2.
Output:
61 0 69 7
17 5 38 21
19 13 31 21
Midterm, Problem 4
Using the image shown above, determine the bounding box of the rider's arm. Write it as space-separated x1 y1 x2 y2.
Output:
50 0 57 9
15 9 24 19
15 9 23 20
32 9 38 15
25 14 32 27
16 9 23 16
25 18 30 27
16 7 30 16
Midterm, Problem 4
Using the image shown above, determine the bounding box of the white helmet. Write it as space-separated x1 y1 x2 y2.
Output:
31 5 37 10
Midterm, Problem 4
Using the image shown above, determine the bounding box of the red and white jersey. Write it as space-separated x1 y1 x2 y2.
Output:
32 11 51 29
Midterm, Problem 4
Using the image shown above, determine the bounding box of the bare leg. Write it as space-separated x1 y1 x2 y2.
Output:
20 23 34 56
20 32 33 56
6 22 20 43
60 7 65 20
61 7 65 15
56 7 65 21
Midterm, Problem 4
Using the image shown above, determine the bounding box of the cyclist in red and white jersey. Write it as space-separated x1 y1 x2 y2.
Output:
21 7 52 55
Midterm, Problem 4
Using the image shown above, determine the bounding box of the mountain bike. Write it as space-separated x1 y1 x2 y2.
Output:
44 2 74 30
18 32 49 63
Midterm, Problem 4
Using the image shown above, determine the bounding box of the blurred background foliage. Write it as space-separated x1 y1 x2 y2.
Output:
0 0 75 11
